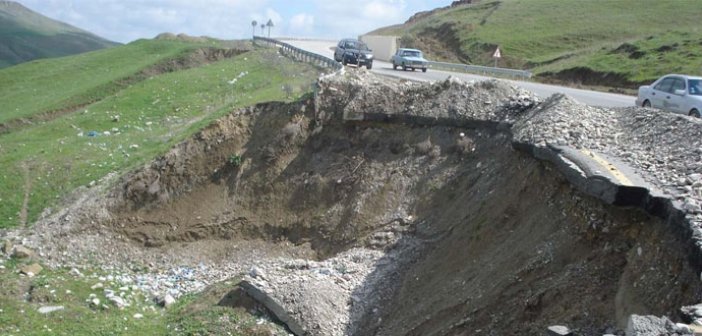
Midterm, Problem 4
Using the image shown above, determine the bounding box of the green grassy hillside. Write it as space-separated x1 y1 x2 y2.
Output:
369 0 702 87
0 1 119 68
0 38 322 228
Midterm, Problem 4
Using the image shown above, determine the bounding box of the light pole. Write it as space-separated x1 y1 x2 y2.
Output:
251 20 257 38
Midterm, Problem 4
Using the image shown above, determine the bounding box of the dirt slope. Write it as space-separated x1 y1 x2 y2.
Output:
19 71 702 335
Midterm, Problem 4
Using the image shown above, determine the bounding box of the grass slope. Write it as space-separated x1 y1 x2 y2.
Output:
0 39 321 228
0 38 224 125
369 0 702 87
0 1 119 68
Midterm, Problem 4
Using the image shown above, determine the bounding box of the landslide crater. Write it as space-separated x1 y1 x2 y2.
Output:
35 73 702 335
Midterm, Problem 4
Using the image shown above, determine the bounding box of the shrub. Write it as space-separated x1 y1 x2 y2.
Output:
228 154 242 167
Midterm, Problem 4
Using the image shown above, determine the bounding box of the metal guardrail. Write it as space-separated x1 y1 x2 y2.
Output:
253 36 342 72
255 36 530 79
428 60 532 79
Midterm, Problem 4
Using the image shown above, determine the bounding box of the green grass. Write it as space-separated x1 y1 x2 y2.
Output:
0 259 286 335
370 0 702 85
0 39 220 124
0 42 321 228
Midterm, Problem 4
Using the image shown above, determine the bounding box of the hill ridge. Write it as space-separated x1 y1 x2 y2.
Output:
0 0 119 68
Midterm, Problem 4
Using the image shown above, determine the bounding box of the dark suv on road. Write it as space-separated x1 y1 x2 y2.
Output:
334 38 373 69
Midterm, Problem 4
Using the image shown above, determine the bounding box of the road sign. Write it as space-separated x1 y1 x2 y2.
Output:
493 47 501 58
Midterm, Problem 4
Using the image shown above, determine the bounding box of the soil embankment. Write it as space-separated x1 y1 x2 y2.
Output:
23 71 702 335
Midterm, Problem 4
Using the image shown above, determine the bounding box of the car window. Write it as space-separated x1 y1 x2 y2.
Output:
402 51 421 57
672 78 686 93
654 77 675 93
689 79 702 96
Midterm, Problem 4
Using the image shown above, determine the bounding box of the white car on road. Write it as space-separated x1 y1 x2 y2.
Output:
636 74 702 117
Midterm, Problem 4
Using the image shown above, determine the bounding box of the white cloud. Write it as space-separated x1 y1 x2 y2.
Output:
363 1 404 20
16 0 434 43
289 13 314 33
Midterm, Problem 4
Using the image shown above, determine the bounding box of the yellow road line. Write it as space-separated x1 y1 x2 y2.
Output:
580 149 634 186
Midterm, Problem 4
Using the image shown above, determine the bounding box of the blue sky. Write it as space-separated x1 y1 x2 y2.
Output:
18 0 447 43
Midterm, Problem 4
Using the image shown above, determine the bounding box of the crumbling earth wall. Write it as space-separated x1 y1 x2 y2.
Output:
24 70 702 335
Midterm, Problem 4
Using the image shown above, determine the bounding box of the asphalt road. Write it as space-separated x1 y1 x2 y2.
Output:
281 39 636 108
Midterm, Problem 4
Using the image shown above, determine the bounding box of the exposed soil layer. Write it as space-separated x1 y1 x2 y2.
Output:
538 67 647 90
19 71 702 335
353 138 699 335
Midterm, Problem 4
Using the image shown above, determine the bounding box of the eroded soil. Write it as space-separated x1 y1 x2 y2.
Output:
19 72 702 335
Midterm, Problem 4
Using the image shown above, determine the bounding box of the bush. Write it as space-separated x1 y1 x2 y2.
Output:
228 154 242 167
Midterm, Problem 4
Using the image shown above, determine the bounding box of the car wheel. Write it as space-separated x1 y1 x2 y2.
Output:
366 63 372 70
402 64 407 71
342 57 347 66
642 99 651 108
392 62 397 70
422 68 427 73
690 109 701 118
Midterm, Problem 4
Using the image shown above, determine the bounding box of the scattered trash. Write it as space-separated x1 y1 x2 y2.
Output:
87 131 98 137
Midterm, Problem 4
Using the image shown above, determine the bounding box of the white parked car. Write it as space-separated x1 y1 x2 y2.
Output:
636 74 702 117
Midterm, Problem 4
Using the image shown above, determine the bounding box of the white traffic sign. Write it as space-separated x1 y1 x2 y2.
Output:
493 47 501 58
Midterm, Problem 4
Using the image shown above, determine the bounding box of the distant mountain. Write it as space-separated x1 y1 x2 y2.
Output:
0 1 119 68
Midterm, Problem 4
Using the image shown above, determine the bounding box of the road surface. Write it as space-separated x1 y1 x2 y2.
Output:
281 39 636 108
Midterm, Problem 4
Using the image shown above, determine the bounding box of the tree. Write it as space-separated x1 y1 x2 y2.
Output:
251 20 257 37
266 19 274 38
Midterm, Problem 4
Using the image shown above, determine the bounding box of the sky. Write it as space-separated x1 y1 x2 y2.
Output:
18 0 447 44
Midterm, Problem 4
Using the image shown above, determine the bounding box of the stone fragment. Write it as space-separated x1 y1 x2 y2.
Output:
37 306 64 314
250 266 266 280
20 263 42 276
1 240 12 254
546 325 572 336
625 315 677 335
12 246 34 259
107 296 128 309
163 294 175 308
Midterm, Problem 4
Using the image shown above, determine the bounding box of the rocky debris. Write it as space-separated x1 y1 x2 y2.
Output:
239 247 414 336
106 294 129 309
547 325 573 335
12 245 34 259
161 293 175 308
625 315 692 335
37 306 64 314
20 263 42 276
317 72 538 127
241 248 384 336
89 297 101 308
